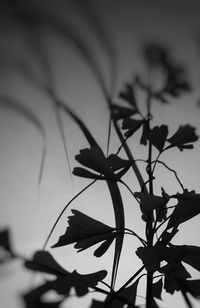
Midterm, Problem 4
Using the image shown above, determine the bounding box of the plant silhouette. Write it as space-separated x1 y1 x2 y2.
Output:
1 1 200 308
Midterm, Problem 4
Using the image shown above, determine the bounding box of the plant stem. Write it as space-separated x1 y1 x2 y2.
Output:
146 91 154 308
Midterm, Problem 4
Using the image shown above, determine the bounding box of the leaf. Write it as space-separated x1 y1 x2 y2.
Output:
23 283 62 308
105 279 139 308
183 279 200 298
52 210 115 257
51 269 107 297
24 251 69 276
107 154 131 172
167 125 198 151
25 251 107 298
134 192 168 213
90 299 105 308
119 83 138 111
74 146 116 181
153 278 163 299
122 118 145 138
111 103 137 120
167 191 200 229
162 263 191 295
0 229 13 254
182 245 200 271
148 125 168 152
136 245 184 272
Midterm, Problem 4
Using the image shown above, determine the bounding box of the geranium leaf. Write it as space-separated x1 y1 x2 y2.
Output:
134 192 168 213
24 251 68 276
105 279 139 308
0 228 13 255
182 245 200 272
119 83 138 111
74 146 116 180
167 125 198 151
23 283 62 308
107 154 131 171
72 167 103 179
52 210 115 256
111 103 137 120
153 278 163 299
52 269 107 297
122 118 144 138
167 191 200 229
148 125 168 152
90 299 105 308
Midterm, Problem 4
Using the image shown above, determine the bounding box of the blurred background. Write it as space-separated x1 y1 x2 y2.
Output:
1 0 200 307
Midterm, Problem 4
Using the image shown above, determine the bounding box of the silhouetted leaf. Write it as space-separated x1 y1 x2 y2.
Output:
25 250 107 297
182 245 200 272
162 263 191 295
148 125 168 152
136 245 185 272
73 146 116 180
25 251 69 276
23 283 62 308
107 154 131 172
153 279 163 299
167 125 198 151
51 269 107 297
119 83 138 112
183 279 200 298
122 118 145 138
143 43 168 68
0 229 13 254
111 103 137 120
52 210 116 257
73 146 130 181
167 190 200 229
90 299 105 308
105 279 139 308
134 192 168 215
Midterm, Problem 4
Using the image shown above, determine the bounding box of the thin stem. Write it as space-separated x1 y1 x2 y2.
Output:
146 91 154 308
152 160 185 192
42 180 97 250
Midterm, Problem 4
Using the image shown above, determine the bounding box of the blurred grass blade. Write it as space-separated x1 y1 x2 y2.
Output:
0 95 46 186
56 100 97 147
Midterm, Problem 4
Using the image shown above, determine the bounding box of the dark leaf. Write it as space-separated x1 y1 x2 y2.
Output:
162 263 191 295
122 118 145 138
111 103 137 120
23 283 62 308
167 190 200 229
134 192 168 214
184 279 200 298
182 245 200 272
25 251 68 276
148 125 168 152
107 154 131 172
52 210 115 257
90 299 105 308
136 245 185 272
167 125 198 151
52 269 107 297
105 279 139 308
143 43 168 68
153 278 163 299
74 146 116 181
0 229 13 255
72 167 103 180
119 83 138 111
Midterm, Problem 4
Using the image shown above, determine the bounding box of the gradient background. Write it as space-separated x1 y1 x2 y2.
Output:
1 0 200 307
